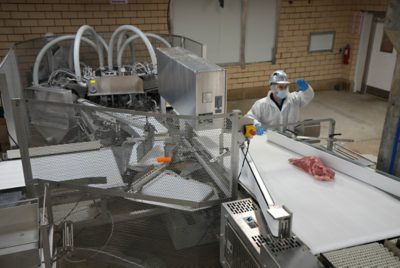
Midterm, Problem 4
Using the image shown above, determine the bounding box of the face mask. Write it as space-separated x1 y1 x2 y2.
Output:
276 89 288 99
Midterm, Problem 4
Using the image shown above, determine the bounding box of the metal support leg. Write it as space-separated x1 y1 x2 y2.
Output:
40 224 52 268
43 184 54 225
160 96 167 114
230 110 242 199
11 98 36 197
41 186 53 268
327 119 336 151
201 44 207 59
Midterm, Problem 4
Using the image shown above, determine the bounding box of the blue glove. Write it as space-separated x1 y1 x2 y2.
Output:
296 79 309 91
255 123 265 135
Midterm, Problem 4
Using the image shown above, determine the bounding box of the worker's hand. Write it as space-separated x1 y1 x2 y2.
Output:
255 123 265 135
296 79 309 91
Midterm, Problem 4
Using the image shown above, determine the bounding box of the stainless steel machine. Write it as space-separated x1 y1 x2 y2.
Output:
220 199 322 268
157 47 226 117
0 24 236 267
1 23 400 268
0 199 40 267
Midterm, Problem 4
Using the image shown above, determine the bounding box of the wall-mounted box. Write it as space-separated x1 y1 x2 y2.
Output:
156 47 226 117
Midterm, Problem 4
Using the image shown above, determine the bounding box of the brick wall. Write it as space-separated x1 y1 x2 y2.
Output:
0 0 390 97
226 0 389 99
0 0 168 58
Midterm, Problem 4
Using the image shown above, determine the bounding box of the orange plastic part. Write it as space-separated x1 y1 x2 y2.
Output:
156 156 172 163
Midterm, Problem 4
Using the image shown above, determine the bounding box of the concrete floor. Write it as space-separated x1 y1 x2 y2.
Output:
228 90 388 157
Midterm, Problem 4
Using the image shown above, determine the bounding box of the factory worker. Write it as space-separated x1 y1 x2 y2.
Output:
246 70 314 134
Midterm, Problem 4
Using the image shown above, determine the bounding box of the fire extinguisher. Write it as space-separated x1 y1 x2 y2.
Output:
342 44 350 65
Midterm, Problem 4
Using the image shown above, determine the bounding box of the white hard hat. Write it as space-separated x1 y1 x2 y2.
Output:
269 70 290 85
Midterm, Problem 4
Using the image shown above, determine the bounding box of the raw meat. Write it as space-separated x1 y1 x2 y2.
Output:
289 156 335 181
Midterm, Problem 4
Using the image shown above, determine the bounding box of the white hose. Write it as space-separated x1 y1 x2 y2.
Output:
73 25 108 86
116 30 127 52
108 25 157 72
116 31 137 68
32 35 100 86
117 33 171 68
116 31 135 64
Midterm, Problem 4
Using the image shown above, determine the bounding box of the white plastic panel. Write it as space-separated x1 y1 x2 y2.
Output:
31 148 124 188
245 0 277 62
0 160 25 190
171 0 277 64
142 170 215 202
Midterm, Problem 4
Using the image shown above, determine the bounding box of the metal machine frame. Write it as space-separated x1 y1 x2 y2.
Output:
0 198 40 267
1 19 400 267
220 199 323 268
10 98 241 210
0 25 239 266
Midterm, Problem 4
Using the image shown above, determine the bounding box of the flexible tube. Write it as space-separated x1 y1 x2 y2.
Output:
116 31 137 65
33 35 99 86
117 33 171 68
116 31 134 64
116 30 127 52
108 25 157 71
73 25 108 85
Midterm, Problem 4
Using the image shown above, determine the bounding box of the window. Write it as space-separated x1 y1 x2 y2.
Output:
380 32 393 53
308 32 335 53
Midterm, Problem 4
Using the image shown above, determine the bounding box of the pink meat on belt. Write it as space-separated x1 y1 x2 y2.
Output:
288 156 335 181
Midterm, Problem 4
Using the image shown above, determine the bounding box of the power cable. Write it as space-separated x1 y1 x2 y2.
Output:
71 248 144 267
62 206 115 264
236 139 251 181
6 128 19 148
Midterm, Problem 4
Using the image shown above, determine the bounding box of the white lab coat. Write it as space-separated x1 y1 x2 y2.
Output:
246 86 314 130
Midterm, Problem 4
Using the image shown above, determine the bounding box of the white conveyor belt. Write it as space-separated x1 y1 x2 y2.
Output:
240 133 400 254
0 160 25 190
0 149 124 190
31 148 124 188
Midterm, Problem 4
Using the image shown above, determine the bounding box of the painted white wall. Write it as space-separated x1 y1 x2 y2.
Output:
170 0 277 64
366 22 397 91
245 0 277 62
353 13 373 92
